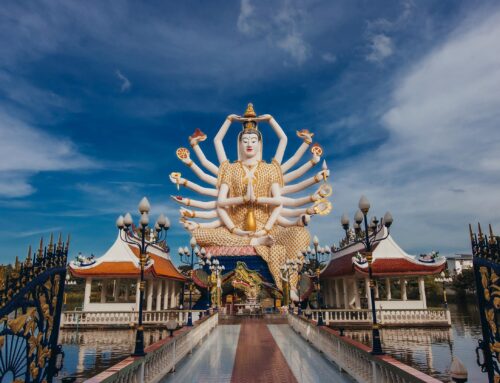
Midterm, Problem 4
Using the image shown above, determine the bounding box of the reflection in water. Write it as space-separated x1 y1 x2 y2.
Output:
56 329 170 382
56 302 484 382
346 302 483 382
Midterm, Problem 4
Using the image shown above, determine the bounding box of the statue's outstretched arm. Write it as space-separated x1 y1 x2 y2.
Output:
180 157 217 186
180 208 217 219
217 183 246 207
283 155 320 183
191 145 219 176
181 219 222 232
281 207 316 217
277 215 310 227
281 169 330 195
282 183 331 206
281 129 314 173
171 196 216 210
169 174 218 197
266 116 288 164
214 115 238 164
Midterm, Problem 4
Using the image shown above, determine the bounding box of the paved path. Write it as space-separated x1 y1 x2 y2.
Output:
162 320 352 383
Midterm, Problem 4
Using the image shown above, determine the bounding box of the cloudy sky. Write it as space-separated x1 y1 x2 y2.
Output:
0 0 499 264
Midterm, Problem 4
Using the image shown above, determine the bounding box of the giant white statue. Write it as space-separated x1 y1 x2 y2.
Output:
170 104 332 298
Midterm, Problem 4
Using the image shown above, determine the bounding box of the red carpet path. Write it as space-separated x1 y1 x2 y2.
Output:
231 319 298 383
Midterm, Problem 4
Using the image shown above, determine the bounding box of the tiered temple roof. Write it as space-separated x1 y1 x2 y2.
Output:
321 227 446 278
69 233 186 281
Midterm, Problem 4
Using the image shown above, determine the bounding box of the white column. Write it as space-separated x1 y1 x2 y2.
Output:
401 278 407 301
353 279 360 308
342 278 348 309
135 278 141 311
114 279 120 301
100 280 107 303
147 279 154 311
156 280 163 310
171 281 177 308
335 279 341 309
385 278 391 300
83 278 92 311
124 280 129 301
329 280 335 307
163 280 169 309
365 277 372 309
418 277 427 308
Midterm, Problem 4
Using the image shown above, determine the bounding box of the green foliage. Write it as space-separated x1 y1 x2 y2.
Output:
451 268 475 296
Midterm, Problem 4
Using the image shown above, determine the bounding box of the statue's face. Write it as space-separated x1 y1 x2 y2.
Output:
240 133 260 159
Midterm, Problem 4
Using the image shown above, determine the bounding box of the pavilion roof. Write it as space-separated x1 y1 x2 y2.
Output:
321 227 446 279
69 233 186 281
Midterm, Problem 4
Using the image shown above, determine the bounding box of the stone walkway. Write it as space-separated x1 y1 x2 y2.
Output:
162 319 352 383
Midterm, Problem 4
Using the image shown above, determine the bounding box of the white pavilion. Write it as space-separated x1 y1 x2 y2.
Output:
69 231 186 312
321 226 446 310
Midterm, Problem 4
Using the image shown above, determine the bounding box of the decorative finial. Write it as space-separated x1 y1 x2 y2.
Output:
37 237 44 259
65 234 71 252
243 103 256 118
478 222 483 240
57 233 63 251
26 245 32 266
489 224 496 245
469 223 474 241
48 233 54 253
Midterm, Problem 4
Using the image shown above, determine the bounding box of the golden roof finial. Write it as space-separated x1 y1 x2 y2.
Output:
478 222 484 240
14 256 20 271
243 103 256 118
469 224 474 241
489 224 496 245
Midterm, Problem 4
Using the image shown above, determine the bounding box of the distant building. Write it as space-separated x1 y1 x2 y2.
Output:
446 253 473 275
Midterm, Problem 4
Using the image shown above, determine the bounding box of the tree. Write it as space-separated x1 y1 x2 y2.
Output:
451 268 475 296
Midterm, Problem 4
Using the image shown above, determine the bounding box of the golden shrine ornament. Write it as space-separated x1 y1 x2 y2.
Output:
310 143 323 156
313 198 332 216
176 147 190 160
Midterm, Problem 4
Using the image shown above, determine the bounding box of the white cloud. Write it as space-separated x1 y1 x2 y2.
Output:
0 110 97 197
366 34 394 62
321 52 337 63
236 0 310 65
116 70 131 92
319 8 500 254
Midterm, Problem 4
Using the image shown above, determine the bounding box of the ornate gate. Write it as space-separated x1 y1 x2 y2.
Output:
471 224 500 382
0 234 68 383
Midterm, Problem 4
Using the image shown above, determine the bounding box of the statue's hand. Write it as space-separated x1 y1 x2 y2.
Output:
316 169 330 181
300 214 311 227
297 129 314 144
180 208 195 218
233 228 251 236
312 154 321 164
254 114 272 122
169 174 185 185
227 114 240 122
253 230 267 238
182 220 198 231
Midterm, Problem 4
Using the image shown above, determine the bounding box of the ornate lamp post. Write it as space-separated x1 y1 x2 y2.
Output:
209 259 224 309
178 237 198 326
303 236 330 326
280 258 300 312
434 271 452 308
116 197 170 357
341 195 393 355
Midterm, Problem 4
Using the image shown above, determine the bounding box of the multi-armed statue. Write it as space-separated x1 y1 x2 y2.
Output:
170 104 332 299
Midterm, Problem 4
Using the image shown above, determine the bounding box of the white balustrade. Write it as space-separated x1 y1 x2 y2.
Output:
309 308 451 326
86 313 218 383
288 314 442 383
61 309 205 328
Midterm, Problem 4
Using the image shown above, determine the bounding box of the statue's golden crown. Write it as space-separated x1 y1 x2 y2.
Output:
242 103 258 131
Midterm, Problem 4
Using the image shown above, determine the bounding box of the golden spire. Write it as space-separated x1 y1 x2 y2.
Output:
489 224 496 245
469 223 474 241
65 234 71 252
478 223 484 240
243 103 256 118
25 245 32 267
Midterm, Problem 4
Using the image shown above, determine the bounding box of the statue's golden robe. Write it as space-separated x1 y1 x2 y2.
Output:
193 160 309 290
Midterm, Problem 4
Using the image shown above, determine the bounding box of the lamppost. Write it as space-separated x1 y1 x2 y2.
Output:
178 237 198 326
303 236 331 326
209 259 224 309
116 197 170 356
280 258 300 312
198 249 213 312
434 271 452 308
340 195 393 355
296 252 306 315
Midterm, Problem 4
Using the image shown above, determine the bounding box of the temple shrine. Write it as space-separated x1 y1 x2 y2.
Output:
321 225 446 310
69 229 186 312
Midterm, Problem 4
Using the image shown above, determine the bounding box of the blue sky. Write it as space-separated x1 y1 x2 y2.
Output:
1 0 499 265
